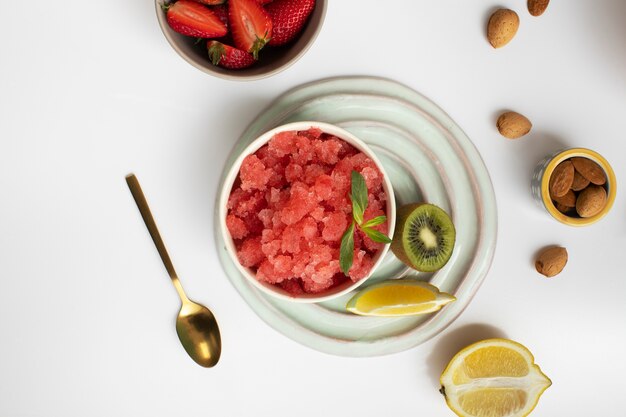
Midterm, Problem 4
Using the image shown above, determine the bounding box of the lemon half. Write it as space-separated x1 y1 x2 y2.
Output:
346 280 455 317
440 338 552 417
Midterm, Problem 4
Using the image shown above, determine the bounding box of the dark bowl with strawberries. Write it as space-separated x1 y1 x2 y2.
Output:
155 0 327 80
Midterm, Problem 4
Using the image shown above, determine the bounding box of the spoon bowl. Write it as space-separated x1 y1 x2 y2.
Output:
176 300 221 368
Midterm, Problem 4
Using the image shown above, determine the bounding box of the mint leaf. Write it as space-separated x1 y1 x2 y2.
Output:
362 215 387 228
351 170 368 225
340 222 355 275
341 171 391 272
361 226 392 244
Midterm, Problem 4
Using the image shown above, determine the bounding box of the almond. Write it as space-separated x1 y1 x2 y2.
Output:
488 9 519 48
555 202 574 215
576 185 607 218
571 157 606 185
570 170 590 191
549 161 574 198
535 246 567 277
528 0 549 17
497 111 532 139
552 189 576 207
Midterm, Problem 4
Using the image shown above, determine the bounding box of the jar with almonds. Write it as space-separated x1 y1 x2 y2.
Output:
532 148 616 226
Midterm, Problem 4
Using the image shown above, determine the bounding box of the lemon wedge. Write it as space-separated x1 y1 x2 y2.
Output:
346 280 455 316
440 339 552 417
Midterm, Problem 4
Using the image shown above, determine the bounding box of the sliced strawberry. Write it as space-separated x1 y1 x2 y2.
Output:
208 41 256 69
228 0 273 59
166 0 228 38
210 4 228 28
266 0 315 46
192 0 225 4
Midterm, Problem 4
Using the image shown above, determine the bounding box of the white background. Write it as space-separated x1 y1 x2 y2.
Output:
1 1 625 416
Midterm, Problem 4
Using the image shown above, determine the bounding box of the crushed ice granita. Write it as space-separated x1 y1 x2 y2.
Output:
226 128 388 295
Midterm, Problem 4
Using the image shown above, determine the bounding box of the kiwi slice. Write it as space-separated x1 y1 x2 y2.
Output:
391 203 456 272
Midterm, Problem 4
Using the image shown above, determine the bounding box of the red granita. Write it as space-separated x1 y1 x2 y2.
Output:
285 163 303 183
313 174 333 201
310 207 325 221
280 182 317 225
330 171 351 200
314 138 343 165
227 128 388 295
348 250 374 281
303 164 330 185
361 166 383 190
231 190 266 218
256 146 289 188
239 154 272 191
302 275 335 293
268 130 298 157
280 278 305 296
321 212 348 242
226 214 248 240
257 208 274 228
298 127 323 141
237 236 264 267
291 135 314 165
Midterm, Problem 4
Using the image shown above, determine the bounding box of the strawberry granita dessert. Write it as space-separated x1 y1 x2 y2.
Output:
226 128 388 296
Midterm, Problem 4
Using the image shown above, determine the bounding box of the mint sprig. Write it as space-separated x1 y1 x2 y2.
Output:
360 227 392 244
339 171 392 275
351 170 368 224
339 222 355 275
362 216 387 228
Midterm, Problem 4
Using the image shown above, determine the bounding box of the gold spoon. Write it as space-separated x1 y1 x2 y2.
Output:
126 173 221 368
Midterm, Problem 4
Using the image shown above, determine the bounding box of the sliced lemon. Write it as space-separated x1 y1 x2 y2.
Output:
440 339 552 417
346 280 455 317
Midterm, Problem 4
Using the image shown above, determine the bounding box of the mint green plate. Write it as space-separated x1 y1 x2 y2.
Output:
215 77 497 357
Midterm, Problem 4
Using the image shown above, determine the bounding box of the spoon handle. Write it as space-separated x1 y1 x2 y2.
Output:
126 174 187 299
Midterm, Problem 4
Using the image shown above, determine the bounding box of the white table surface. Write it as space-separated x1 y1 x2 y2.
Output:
1 0 625 415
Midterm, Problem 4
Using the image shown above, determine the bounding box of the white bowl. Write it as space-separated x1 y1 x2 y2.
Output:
218 121 396 303
155 0 328 81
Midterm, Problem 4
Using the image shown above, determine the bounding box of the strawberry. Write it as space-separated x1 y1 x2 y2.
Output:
228 0 273 59
208 41 256 69
192 0 225 4
211 4 228 28
256 0 273 4
266 0 315 46
166 0 228 38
